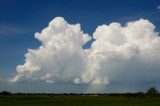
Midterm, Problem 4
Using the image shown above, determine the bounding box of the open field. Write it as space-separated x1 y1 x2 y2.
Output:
0 95 160 106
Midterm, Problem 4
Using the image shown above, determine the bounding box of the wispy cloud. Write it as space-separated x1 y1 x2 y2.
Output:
0 24 32 36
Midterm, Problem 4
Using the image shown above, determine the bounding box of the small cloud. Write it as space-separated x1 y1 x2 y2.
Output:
157 5 160 10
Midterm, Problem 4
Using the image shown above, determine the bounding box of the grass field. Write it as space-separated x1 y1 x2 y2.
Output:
0 95 160 106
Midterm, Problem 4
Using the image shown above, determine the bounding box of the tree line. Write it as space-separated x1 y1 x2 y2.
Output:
0 87 159 97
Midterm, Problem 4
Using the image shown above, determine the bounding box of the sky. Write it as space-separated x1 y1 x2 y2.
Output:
0 0 160 93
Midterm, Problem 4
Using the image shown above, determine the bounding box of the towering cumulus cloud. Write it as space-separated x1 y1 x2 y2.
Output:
11 17 160 86
11 17 91 84
86 19 160 85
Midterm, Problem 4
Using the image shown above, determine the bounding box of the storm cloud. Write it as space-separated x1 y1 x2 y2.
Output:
10 17 160 87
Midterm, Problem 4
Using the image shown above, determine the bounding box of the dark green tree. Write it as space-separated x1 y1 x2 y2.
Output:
147 87 159 96
0 91 12 95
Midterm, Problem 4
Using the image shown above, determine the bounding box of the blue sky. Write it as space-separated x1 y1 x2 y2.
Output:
0 0 160 93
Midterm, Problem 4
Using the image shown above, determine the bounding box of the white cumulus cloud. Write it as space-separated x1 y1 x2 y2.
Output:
86 19 160 85
11 17 91 84
11 17 160 86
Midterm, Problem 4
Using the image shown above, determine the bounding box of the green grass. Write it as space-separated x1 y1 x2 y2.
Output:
0 95 160 106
